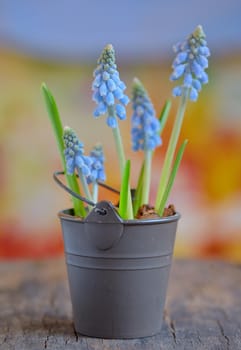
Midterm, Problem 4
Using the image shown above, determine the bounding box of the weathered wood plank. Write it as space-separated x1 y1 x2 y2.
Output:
0 259 240 349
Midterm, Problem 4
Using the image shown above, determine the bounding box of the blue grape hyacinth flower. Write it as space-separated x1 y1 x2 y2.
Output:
170 25 210 101
92 44 129 128
63 127 92 176
131 78 162 152
87 144 106 184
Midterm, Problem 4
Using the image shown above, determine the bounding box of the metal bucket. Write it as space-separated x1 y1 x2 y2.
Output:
59 200 180 339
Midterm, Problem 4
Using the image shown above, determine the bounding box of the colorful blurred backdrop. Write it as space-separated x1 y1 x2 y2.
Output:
0 1 241 260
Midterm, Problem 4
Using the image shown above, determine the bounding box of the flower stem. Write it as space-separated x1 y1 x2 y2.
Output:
92 181 98 203
77 169 93 212
112 124 126 174
141 150 152 205
155 89 189 211
110 111 133 219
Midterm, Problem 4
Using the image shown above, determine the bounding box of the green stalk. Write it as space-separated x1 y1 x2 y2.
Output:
92 181 98 203
112 125 126 174
118 160 131 220
77 169 93 212
133 100 171 214
158 139 188 216
141 150 152 205
109 109 133 219
41 83 85 217
155 89 189 211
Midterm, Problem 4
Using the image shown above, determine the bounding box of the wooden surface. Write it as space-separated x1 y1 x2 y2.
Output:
0 259 240 350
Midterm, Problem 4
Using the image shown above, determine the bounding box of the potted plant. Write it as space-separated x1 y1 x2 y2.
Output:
42 25 209 339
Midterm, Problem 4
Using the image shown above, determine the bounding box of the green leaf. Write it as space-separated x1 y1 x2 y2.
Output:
41 83 65 166
118 160 131 220
159 99 171 135
41 83 86 217
158 139 188 216
155 91 188 211
133 161 145 216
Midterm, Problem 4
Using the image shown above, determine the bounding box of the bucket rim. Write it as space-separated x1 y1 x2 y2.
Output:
58 208 181 225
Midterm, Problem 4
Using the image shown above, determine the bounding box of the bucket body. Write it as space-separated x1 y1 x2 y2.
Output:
59 201 180 339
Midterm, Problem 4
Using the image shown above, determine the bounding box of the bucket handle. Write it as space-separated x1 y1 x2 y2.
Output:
53 170 120 207
54 171 124 250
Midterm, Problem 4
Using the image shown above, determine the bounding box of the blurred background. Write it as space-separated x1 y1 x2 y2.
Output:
0 0 240 260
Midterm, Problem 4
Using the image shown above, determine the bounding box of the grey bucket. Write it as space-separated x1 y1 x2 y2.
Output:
59 200 180 339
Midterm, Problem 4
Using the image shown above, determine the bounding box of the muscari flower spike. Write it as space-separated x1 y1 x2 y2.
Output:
63 127 92 176
131 78 162 151
92 44 129 128
170 25 210 101
87 144 106 184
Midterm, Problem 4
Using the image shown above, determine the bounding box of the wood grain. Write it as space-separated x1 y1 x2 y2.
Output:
0 259 240 349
